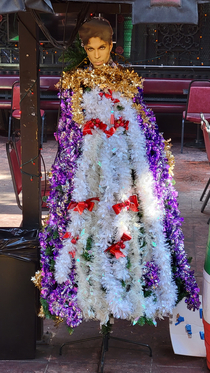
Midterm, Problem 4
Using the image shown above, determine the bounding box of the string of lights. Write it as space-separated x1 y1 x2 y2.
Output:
20 153 42 182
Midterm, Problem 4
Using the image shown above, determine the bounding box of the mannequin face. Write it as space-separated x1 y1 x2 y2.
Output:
84 37 113 69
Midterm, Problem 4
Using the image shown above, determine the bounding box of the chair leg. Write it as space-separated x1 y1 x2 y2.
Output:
200 178 210 201
8 116 12 141
181 118 185 153
196 123 200 144
201 189 210 213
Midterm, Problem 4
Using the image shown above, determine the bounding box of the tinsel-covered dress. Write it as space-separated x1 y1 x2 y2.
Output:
38 64 200 331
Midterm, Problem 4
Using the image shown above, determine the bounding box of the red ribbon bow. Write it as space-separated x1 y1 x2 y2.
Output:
83 119 107 136
112 195 139 215
99 89 120 104
68 197 100 215
105 233 132 259
62 232 77 258
83 117 129 139
104 127 116 138
104 117 129 137
69 235 79 258
69 250 76 258
114 116 129 131
63 232 71 239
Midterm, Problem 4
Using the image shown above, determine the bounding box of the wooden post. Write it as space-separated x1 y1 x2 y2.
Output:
18 11 41 229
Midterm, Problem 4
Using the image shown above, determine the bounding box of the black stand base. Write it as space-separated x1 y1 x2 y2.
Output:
59 333 152 373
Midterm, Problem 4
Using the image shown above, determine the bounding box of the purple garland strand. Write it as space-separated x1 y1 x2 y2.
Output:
143 262 160 292
40 89 83 328
134 88 200 310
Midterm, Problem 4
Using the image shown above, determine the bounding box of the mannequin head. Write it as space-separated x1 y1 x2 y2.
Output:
79 18 113 68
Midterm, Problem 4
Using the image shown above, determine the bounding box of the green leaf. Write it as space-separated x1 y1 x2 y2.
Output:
117 105 124 111
82 237 93 261
67 326 74 335
136 316 154 326
82 251 92 261
42 196 48 203
50 259 55 271
171 255 189 304
45 246 53 256
143 289 152 298
86 237 92 250
102 320 112 335
59 34 87 72
56 185 63 192
53 230 59 239
126 257 131 270
121 280 126 288
84 87 91 92
40 298 56 320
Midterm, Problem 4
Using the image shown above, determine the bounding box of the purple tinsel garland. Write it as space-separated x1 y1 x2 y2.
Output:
134 88 200 310
143 261 160 292
40 89 83 328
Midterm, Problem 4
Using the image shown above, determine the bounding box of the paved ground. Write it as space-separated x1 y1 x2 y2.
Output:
0 134 210 372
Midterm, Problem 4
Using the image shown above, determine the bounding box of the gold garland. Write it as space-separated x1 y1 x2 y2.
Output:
164 138 175 176
31 270 42 290
38 305 45 318
60 65 143 126
31 271 45 319
31 270 64 325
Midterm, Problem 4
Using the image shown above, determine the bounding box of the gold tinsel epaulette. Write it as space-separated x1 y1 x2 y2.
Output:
60 65 143 125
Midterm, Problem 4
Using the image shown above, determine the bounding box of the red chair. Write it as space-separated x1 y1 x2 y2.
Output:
8 81 46 145
6 139 50 212
200 114 210 213
181 80 210 153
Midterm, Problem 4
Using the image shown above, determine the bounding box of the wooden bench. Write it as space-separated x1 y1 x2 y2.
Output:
143 78 192 114
0 75 192 114
0 75 60 111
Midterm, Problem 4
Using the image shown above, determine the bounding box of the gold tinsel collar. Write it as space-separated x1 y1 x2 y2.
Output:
60 65 143 125
61 64 143 94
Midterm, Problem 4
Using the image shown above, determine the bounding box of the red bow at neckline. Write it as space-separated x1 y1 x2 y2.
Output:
83 117 129 138
105 233 132 259
112 195 139 215
67 197 100 215
99 89 120 104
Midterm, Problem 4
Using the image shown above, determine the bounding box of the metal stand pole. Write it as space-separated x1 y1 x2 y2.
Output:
98 333 152 373
59 336 102 356
59 328 152 373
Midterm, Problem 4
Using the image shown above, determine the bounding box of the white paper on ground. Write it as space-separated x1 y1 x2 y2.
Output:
169 295 206 357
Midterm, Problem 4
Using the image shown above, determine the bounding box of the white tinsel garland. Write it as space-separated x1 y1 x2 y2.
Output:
54 88 177 323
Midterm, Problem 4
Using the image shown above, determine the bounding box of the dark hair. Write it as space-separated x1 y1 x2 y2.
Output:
78 17 113 46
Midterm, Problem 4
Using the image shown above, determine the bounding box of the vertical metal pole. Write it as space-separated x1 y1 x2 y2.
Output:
18 11 41 229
